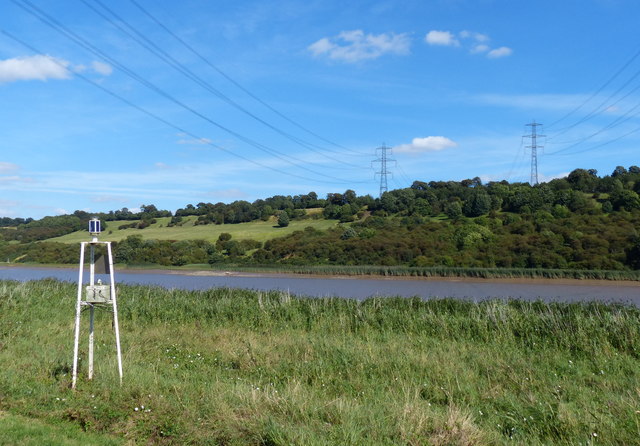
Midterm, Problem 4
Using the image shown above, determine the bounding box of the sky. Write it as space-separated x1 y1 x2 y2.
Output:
1 0 639 219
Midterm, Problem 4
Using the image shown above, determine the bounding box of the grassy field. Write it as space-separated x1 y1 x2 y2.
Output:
1 280 639 445
48 215 338 244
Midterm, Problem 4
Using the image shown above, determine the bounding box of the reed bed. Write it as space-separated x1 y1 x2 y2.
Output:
210 264 640 281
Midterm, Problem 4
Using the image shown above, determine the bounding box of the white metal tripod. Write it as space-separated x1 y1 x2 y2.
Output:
72 218 123 389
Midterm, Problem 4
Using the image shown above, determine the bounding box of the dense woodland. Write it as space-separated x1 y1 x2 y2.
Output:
3 165 640 271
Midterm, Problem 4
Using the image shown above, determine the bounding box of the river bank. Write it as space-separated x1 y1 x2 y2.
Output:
3 261 640 285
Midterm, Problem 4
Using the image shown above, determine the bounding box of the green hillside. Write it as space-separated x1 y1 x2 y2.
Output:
5 166 640 273
49 214 338 244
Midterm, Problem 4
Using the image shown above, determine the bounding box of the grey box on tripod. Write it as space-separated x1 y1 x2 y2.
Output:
85 285 112 304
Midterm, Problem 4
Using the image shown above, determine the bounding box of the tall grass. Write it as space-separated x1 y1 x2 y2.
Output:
1 279 639 444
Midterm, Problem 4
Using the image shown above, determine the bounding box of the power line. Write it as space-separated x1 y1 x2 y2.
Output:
83 0 366 169
548 66 640 139
128 0 368 158
546 102 640 154
547 122 640 157
0 28 363 186
11 0 368 184
504 135 526 183
395 164 414 187
546 43 640 131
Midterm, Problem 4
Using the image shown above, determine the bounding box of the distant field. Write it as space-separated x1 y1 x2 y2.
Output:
48 214 339 244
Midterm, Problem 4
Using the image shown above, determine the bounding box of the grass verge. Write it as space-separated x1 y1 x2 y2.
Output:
0 279 639 444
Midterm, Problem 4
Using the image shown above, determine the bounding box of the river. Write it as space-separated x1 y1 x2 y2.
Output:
2 265 640 306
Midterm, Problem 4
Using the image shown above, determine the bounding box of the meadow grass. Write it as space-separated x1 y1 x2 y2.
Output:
0 279 639 444
48 216 338 244
0 412 122 445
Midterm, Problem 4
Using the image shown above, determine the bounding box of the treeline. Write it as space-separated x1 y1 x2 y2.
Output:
0 232 261 267
4 165 640 271
254 211 640 269
250 165 640 269
0 216 33 227
372 166 640 218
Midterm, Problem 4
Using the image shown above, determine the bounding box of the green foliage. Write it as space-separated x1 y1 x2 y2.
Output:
463 190 491 217
277 211 290 227
115 236 217 266
444 201 463 220
9 163 640 274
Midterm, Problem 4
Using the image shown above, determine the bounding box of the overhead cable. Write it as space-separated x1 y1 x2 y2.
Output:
128 0 368 158
85 0 366 169
1 27 363 185
11 0 368 184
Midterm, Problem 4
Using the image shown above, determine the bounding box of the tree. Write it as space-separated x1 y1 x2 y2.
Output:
444 201 463 220
612 166 628 177
277 211 290 227
567 168 597 192
463 191 491 217
610 189 640 211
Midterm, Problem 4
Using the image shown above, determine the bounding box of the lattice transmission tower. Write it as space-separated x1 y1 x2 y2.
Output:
524 121 545 185
372 144 395 197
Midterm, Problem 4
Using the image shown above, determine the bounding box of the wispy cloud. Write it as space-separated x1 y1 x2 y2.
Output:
425 30 513 59
90 61 113 76
205 188 249 200
0 162 19 173
425 30 459 47
0 55 113 83
308 30 411 63
91 195 129 204
0 55 71 83
473 93 588 111
176 136 213 145
394 136 457 154
487 46 513 59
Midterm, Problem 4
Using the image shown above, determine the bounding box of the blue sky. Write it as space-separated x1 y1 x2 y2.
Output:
1 0 639 218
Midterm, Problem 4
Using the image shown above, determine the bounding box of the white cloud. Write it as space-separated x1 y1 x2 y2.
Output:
0 162 19 173
91 61 113 76
394 136 458 154
471 44 490 54
487 46 513 58
0 55 71 83
308 30 411 62
425 30 459 47
460 31 489 42
425 30 512 59
308 38 333 55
